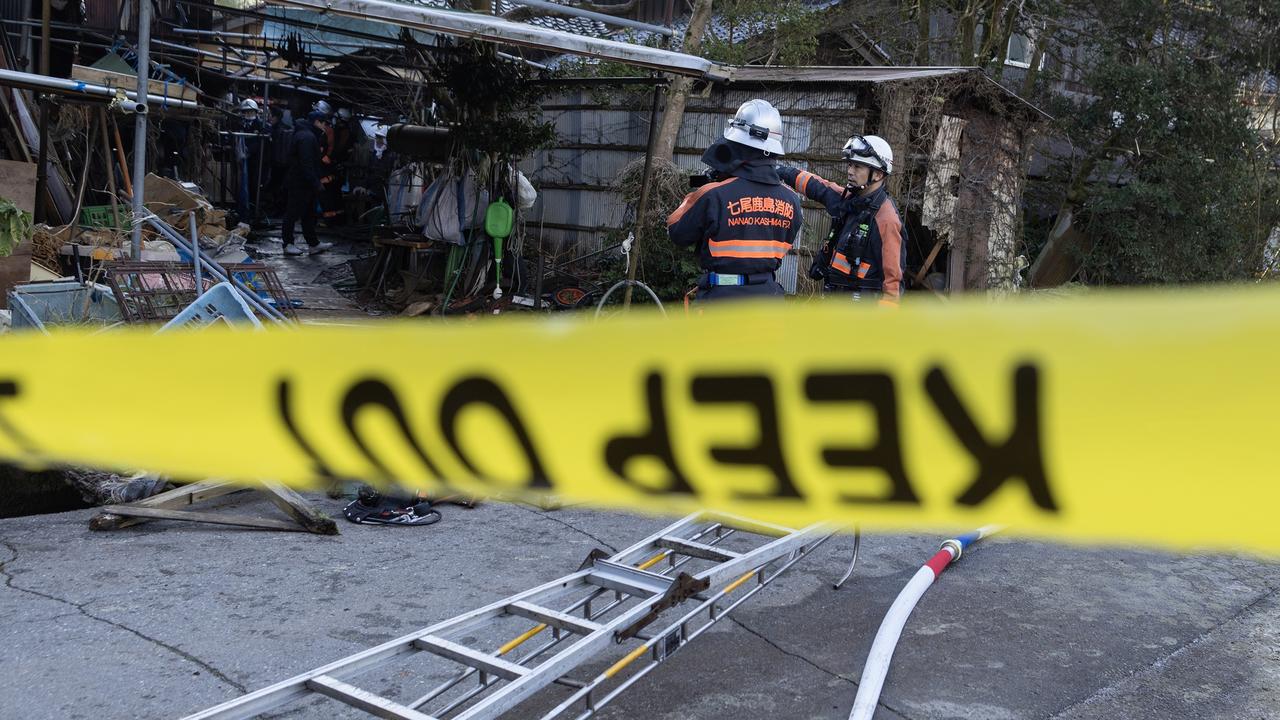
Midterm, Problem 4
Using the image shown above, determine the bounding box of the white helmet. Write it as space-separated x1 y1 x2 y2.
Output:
724 99 785 156
842 135 893 175
238 98 260 113
337 107 353 121
312 99 333 116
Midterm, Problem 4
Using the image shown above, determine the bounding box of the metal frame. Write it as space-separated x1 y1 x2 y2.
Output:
103 261 296 324
264 0 726 80
182 512 834 720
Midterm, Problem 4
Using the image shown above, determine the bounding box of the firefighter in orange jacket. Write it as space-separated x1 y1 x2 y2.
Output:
667 99 803 301
776 135 905 305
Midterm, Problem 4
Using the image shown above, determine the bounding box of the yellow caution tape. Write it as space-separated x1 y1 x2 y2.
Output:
1 286 1278 554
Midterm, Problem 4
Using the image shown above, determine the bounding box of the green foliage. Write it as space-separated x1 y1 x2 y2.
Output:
701 0 822 65
1041 0 1280 284
596 226 704 302
0 198 32 258
597 158 702 301
440 42 558 157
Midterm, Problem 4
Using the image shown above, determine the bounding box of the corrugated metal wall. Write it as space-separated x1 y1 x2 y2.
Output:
523 84 867 290
84 0 121 30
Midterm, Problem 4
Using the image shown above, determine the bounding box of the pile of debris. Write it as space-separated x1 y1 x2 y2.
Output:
30 173 249 268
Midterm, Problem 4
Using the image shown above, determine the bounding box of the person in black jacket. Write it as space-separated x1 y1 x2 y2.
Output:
264 107 293 216
667 99 803 301
776 135 905 305
282 111 333 256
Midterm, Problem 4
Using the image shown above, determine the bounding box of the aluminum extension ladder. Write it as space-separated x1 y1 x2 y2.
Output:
183 511 835 720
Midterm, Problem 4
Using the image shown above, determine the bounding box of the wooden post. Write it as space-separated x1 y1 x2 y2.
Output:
622 84 663 309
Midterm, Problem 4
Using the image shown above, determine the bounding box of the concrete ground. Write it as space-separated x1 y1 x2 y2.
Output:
0 492 1275 720
243 224 375 323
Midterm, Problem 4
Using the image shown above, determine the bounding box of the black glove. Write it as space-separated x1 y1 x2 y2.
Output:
809 244 831 280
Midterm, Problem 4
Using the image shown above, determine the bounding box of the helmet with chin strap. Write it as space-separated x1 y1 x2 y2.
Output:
842 134 893 175
724 99 786 156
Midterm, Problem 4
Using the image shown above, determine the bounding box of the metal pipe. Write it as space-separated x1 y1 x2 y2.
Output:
253 80 268 223
833 527 861 590
35 0 48 223
848 525 1003 720
38 0 47 76
262 0 724 79
189 211 201 291
130 0 151 260
502 0 672 37
146 216 288 323
0 67 194 108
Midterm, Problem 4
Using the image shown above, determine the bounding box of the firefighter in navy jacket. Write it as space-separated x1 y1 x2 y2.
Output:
667 99 803 301
776 134 905 306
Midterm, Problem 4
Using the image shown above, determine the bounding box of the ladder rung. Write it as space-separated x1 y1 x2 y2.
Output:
306 675 439 720
587 559 674 597
701 512 796 537
506 601 602 635
412 636 531 680
655 536 742 562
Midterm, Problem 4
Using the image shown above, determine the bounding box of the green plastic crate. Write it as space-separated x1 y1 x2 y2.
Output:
79 203 131 230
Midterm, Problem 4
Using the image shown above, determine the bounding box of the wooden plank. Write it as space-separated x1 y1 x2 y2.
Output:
71 64 197 103
0 159 36 309
261 481 339 535
306 675 438 720
913 236 947 287
96 505 307 532
412 636 530 680
89 480 242 530
506 601 601 636
0 158 37 211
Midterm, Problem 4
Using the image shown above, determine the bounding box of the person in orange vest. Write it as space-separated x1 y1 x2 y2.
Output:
776 135 905 305
667 99 803 301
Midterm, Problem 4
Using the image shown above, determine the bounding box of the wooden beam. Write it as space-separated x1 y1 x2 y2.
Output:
262 482 339 535
71 64 197 103
96 505 309 532
89 480 242 530
914 236 947 287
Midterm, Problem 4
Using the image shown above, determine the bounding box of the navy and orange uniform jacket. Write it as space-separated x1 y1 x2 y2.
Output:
777 167 905 305
667 158 804 278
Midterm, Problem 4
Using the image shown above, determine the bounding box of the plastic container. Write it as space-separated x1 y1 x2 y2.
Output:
79 204 131 230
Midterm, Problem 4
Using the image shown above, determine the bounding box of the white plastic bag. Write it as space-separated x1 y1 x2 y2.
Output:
419 168 486 244
516 171 537 210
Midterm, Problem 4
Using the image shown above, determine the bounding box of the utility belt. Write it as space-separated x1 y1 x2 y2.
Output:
699 271 777 288
825 278 884 301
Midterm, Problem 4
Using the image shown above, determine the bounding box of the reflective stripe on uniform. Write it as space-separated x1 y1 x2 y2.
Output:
831 251 853 275
794 171 814 194
707 239 792 259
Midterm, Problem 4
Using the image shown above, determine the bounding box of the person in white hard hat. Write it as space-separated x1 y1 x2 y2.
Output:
776 134 906 305
234 98 265 223
667 99 803 301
